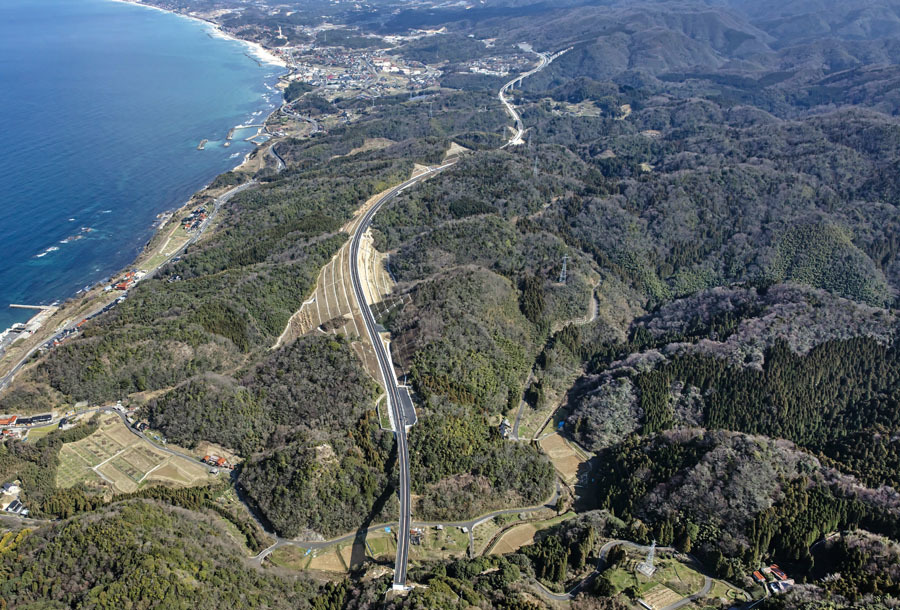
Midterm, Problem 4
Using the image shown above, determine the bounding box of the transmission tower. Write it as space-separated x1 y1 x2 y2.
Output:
637 540 657 577
558 255 568 284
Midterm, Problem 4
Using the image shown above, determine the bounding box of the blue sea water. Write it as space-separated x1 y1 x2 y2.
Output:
0 0 281 330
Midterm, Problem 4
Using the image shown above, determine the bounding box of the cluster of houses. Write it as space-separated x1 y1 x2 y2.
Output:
202 455 233 472
285 46 439 94
0 413 53 433
0 481 28 516
752 564 794 595
105 270 145 292
181 206 208 232
371 56 425 76
461 54 535 78
43 295 125 351
47 324 81 348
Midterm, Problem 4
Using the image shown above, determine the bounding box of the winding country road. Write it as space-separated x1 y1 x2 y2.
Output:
0 179 255 397
531 540 712 607
251 483 561 565
336 42 565 588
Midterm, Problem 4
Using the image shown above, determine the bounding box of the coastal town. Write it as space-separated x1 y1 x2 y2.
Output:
4 0 899 607
0 7 533 385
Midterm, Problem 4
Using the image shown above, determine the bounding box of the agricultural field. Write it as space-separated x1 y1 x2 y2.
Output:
488 513 575 556
407 526 470 561
56 413 213 493
602 548 742 610
490 523 538 555
538 432 587 484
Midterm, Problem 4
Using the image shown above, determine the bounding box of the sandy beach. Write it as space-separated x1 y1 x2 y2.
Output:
0 0 288 345
102 0 288 220
105 0 287 68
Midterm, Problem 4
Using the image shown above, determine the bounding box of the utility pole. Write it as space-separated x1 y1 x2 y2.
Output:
558 255 568 284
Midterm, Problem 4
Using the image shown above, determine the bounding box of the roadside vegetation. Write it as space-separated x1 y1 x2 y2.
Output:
5 0 900 605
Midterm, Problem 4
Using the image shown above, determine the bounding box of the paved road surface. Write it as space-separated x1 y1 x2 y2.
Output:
0 180 255 397
5 42 580 589
347 162 456 588
531 540 712 606
498 50 549 147
252 483 559 564
268 144 286 171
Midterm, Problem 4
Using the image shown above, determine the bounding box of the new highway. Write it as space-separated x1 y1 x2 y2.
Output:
498 48 549 147
347 161 456 588
1 42 566 591
498 45 571 148
343 42 563 589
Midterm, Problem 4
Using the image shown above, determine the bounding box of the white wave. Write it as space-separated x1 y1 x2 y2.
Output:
35 246 60 258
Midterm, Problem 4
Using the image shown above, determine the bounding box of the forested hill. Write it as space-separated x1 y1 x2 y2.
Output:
370 0 900 605
3 0 900 606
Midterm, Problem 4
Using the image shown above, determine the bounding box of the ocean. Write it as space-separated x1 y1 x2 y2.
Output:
0 0 282 330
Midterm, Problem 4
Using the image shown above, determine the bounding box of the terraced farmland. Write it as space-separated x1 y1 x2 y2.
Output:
56 413 213 493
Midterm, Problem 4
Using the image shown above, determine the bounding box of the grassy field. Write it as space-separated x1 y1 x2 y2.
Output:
269 545 313 570
143 222 193 271
271 540 357 574
472 519 502 556
705 579 749 606
488 513 575 556
24 425 59 444
366 530 398 560
408 525 470 561
603 548 727 610
56 413 213 493
538 432 587 484
374 395 392 430
307 543 353 572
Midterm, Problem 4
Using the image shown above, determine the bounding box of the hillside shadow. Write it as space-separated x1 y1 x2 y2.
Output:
348 438 398 571
573 455 601 513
